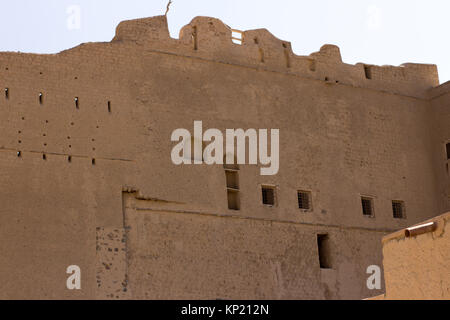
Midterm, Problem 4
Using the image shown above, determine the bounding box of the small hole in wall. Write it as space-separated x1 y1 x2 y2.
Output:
17 151 22 157
254 37 259 44
364 65 372 80
282 43 287 48
39 92 43 104
192 26 198 50
68 156 72 163
43 143 47 147
92 158 96 165
325 77 329 82
75 97 79 109
108 101 111 113
5 88 9 99
69 145 72 148
42 154 47 160
18 140 21 144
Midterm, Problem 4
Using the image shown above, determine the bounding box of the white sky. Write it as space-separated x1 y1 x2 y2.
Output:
0 0 449 83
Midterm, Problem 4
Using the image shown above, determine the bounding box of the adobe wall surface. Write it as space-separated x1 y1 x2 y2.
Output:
379 213 450 299
429 82 450 214
0 15 447 299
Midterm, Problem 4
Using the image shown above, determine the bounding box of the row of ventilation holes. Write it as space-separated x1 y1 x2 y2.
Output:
16 151 96 165
4 88 112 113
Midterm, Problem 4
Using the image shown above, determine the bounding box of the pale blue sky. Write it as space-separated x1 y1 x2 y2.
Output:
0 0 448 83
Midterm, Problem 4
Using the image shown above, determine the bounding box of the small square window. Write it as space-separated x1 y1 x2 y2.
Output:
262 186 275 206
297 191 311 210
361 197 374 217
392 201 405 219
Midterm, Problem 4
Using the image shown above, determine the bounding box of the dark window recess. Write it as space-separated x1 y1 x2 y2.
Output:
262 187 275 206
75 97 79 109
108 101 111 113
298 191 311 210
364 65 372 79
227 189 240 210
225 170 239 189
225 162 240 211
39 93 43 104
361 197 374 217
392 201 405 219
5 88 9 99
317 234 331 269
446 143 450 160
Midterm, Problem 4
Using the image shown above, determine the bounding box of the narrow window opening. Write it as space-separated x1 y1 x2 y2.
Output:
231 29 243 45
68 156 72 163
283 43 291 68
361 197 374 217
75 97 79 109
192 26 198 50
298 191 311 210
364 65 372 79
39 92 43 104
317 234 331 269
227 189 240 210
5 88 9 99
42 154 47 160
224 158 240 210
17 151 22 157
262 186 275 206
92 158 96 165
108 101 111 113
446 142 450 160
225 170 239 189
392 201 405 219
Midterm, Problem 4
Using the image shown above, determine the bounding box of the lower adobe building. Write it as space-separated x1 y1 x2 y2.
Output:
369 212 449 300
0 15 448 299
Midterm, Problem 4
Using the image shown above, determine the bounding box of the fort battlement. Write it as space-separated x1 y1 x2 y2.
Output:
0 16 440 99
111 15 439 99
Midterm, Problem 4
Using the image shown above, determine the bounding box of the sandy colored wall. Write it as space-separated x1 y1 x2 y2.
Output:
430 82 450 214
0 15 446 299
381 213 450 299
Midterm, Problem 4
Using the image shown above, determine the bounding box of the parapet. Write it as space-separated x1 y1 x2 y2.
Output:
0 15 439 99
109 15 440 99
